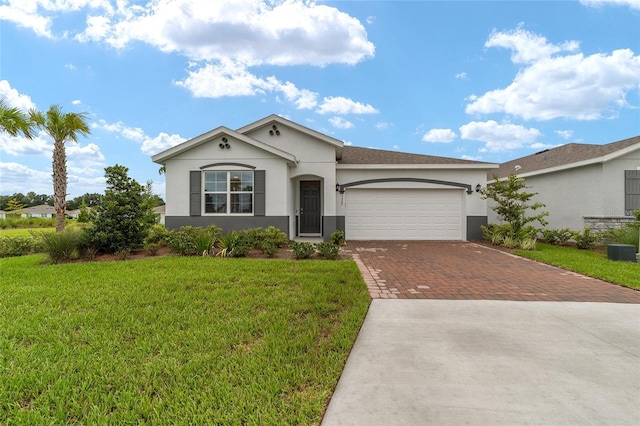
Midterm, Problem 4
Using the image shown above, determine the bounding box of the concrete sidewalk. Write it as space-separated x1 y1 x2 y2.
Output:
322 300 640 425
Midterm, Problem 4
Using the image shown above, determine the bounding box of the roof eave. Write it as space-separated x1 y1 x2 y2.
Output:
337 163 499 170
152 126 298 166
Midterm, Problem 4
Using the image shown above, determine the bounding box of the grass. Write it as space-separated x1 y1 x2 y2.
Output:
0 255 370 424
515 243 640 290
0 228 55 237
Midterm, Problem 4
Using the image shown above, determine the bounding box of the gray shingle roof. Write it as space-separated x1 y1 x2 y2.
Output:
492 135 640 178
339 146 490 165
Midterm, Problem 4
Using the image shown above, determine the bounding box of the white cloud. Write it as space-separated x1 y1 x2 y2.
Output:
0 80 36 111
0 0 114 39
375 122 393 131
580 0 640 10
328 117 354 129
422 128 456 143
71 99 82 105
0 131 52 156
174 61 322 110
485 25 579 65
141 133 186 156
555 130 574 139
94 119 185 156
366 16 375 24
455 72 467 80
73 0 375 67
316 96 378 115
459 120 542 152
67 142 105 165
466 26 640 121
0 162 53 194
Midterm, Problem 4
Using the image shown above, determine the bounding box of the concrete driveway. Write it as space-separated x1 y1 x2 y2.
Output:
322 242 640 425
322 300 640 425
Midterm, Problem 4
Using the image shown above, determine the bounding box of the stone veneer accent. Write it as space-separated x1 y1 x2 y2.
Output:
583 216 635 233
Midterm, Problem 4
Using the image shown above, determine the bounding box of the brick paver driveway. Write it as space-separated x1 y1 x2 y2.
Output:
346 241 640 303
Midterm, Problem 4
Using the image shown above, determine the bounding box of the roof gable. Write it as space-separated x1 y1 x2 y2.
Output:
151 126 297 165
236 114 344 158
493 135 640 178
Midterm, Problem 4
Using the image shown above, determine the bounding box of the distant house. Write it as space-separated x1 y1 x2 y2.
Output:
153 205 165 225
0 210 5 219
18 204 56 219
153 115 497 241
489 136 640 232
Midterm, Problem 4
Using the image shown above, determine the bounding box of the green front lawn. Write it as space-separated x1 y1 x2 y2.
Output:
0 228 55 237
515 243 640 290
0 255 370 424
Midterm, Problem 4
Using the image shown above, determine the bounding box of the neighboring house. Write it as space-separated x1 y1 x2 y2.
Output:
0 210 5 219
152 115 497 241
66 209 81 219
153 205 166 225
18 204 56 219
489 136 640 232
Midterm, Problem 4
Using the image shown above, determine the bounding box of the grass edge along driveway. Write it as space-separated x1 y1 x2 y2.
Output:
515 243 640 290
0 255 370 425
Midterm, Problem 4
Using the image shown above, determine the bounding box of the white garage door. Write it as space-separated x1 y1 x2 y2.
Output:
345 189 463 240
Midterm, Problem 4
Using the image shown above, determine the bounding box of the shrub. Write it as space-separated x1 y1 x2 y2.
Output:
115 248 132 260
602 212 639 251
194 233 214 256
574 228 599 250
540 228 574 245
38 228 84 263
144 224 170 245
144 242 161 256
316 242 340 260
241 226 288 249
519 238 537 251
481 224 512 245
290 241 315 259
330 230 345 246
258 240 279 258
166 226 203 256
216 231 252 258
0 236 36 257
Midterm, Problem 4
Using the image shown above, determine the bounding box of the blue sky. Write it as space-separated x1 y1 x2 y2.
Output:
1 0 639 200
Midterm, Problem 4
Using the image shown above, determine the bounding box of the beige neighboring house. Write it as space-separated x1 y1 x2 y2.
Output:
153 114 498 241
489 135 640 232
18 204 57 219
153 205 166 225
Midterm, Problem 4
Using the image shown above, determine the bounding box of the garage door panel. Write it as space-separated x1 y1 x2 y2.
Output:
345 189 462 240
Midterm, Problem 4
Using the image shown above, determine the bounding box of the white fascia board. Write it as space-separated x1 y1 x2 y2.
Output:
152 126 298 166
602 142 640 162
337 163 499 170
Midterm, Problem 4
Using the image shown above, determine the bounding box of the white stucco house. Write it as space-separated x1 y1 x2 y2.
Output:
152 115 497 241
18 204 56 219
489 135 640 232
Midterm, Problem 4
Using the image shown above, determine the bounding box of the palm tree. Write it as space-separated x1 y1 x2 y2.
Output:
0 98 34 138
31 105 91 232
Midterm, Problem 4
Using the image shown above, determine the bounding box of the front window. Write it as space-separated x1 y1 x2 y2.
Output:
204 171 253 214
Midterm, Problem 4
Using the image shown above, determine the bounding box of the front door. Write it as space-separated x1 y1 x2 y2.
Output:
300 181 321 234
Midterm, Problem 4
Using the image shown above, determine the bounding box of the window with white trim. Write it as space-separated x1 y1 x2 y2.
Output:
203 171 253 214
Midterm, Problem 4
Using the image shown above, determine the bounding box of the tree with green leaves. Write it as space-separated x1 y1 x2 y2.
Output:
481 174 549 239
85 165 157 253
31 105 91 232
0 98 35 138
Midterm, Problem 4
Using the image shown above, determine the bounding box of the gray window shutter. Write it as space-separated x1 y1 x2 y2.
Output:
190 171 201 216
625 170 640 214
254 170 265 216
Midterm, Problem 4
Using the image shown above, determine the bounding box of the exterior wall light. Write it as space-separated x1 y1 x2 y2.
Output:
475 184 482 192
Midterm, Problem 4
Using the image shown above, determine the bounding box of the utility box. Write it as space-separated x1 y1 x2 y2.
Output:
607 244 637 262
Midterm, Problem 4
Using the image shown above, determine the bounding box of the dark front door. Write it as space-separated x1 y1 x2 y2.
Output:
300 181 321 234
